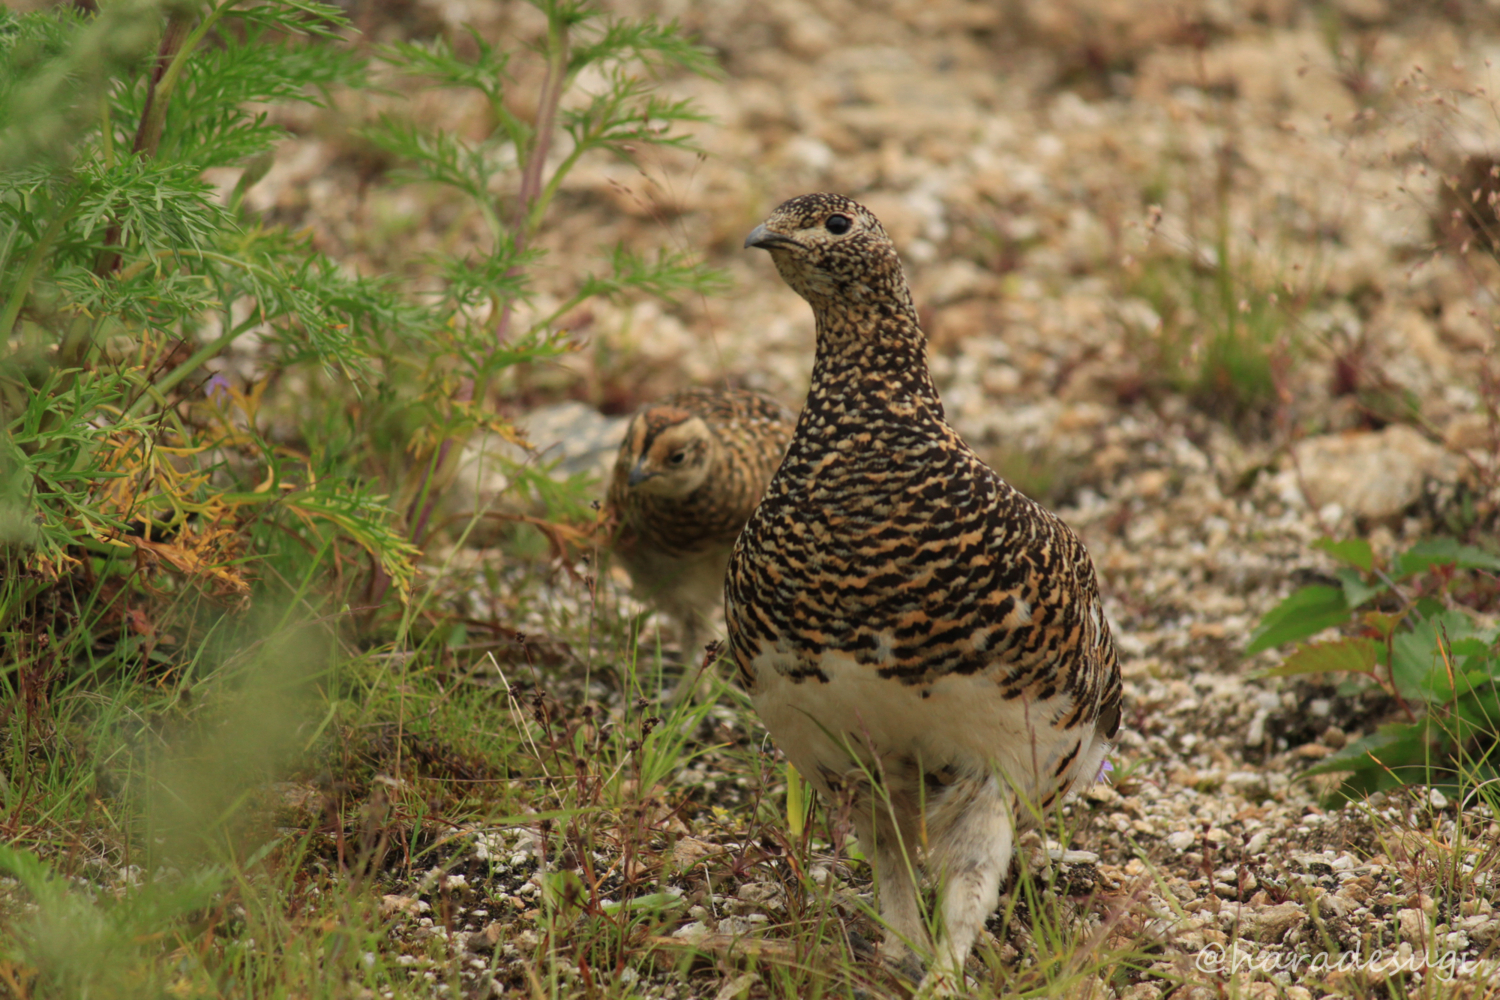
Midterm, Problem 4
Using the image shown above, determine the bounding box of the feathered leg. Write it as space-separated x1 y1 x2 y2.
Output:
919 780 1014 995
847 804 924 984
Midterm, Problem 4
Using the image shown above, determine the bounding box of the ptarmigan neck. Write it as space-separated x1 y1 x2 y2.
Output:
807 297 945 423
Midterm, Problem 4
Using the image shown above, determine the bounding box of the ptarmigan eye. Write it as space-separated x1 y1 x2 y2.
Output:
825 214 852 235
668 451 687 465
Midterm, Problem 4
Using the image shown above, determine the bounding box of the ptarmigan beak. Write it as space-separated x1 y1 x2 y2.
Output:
744 224 800 251
627 459 654 488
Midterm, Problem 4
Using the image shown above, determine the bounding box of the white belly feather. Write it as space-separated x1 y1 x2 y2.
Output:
750 641 1105 805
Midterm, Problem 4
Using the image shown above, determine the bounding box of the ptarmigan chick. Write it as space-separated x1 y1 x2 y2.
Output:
607 387 795 670
729 194 1123 993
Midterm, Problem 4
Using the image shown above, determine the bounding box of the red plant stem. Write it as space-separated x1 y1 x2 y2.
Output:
366 19 577 618
96 9 193 277
130 11 193 158
404 414 465 548
388 20 572 581
511 15 569 253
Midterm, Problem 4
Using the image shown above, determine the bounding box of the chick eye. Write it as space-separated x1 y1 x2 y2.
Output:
825 214 852 235
668 451 687 465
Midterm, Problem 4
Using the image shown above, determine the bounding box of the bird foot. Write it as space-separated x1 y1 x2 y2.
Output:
912 968 968 998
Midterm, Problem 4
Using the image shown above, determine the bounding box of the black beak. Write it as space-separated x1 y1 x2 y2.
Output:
627 460 653 488
744 224 801 251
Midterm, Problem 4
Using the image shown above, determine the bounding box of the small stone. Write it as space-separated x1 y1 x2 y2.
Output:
1445 413 1492 452
1216 902 1247 932
671 837 721 868
1249 902 1306 942
1226 772 1269 800
736 882 782 905
1166 830 1197 852
716 916 760 937
380 895 430 917
1461 914 1499 945
1085 783 1121 804
1336 882 1370 906
671 921 710 943
472 833 506 862
713 972 760 1000
1398 908 1430 946
1439 300 1492 350
1291 426 1461 522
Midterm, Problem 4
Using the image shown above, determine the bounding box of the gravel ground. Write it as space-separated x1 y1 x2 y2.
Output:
245 1 1500 996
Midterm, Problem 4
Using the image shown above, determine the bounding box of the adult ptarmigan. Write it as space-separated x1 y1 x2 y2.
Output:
728 193 1122 993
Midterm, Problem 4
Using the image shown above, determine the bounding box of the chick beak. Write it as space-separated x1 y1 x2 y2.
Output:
744 224 801 251
627 460 653 488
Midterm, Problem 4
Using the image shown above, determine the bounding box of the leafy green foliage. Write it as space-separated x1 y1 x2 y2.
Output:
0 4 863 996
0 844 229 998
2 1 421 603
1246 584 1349 655
0 0 725 834
0 2 163 169
1311 536 1375 572
2 0 726 632
146 23 358 167
1265 635 1377 677
358 0 724 567
1250 535 1500 800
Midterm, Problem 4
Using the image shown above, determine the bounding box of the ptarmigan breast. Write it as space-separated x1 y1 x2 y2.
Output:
728 194 1123 993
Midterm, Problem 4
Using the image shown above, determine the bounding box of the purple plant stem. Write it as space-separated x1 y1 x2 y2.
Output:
369 21 571 611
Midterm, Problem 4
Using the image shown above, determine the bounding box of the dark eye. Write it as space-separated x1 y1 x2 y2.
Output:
668 451 687 465
825 214 852 235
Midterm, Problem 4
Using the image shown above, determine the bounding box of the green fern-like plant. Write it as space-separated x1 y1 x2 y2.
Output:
1 1 424 650
359 0 726 562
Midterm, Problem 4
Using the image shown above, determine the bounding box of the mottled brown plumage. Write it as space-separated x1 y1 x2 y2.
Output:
607 387 794 665
729 194 1123 993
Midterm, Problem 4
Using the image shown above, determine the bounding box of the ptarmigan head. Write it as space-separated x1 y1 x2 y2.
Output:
614 403 716 498
744 194 912 313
